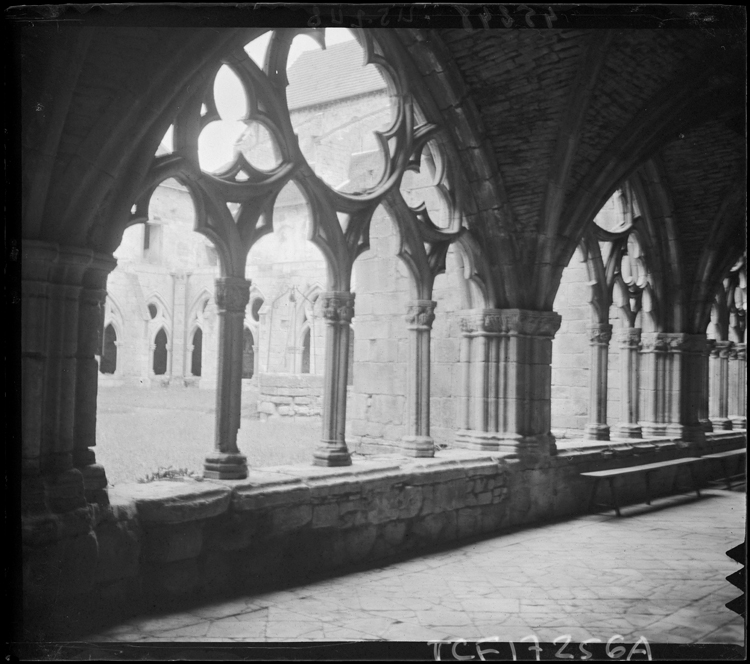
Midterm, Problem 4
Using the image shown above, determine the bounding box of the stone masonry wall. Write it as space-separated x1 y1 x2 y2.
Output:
23 432 746 639
257 373 325 419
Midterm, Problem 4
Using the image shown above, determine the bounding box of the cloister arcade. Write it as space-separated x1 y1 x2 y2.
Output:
14 15 746 639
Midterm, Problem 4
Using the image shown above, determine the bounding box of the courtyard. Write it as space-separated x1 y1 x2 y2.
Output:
96 385 321 486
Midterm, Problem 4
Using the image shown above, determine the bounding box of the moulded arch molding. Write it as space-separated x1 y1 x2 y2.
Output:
103 292 126 340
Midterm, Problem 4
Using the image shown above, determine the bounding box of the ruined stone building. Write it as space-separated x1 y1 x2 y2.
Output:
14 16 746 639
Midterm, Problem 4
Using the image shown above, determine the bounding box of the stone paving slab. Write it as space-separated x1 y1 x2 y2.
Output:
82 489 745 644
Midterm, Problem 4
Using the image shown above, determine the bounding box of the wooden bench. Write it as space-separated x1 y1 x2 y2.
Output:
701 448 746 490
581 457 704 516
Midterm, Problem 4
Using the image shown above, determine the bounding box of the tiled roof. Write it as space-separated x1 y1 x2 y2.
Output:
287 40 387 110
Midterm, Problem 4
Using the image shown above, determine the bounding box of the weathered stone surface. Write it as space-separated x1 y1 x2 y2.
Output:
143 520 204 563
232 484 310 511
204 512 267 552
117 481 232 524
144 557 200 597
95 519 142 583
344 525 378 560
272 504 312 533
312 503 340 528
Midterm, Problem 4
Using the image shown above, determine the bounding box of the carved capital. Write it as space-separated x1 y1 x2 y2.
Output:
736 343 746 361
616 327 642 348
215 277 251 313
640 332 669 353
405 300 436 330
587 324 612 345
661 332 690 352
458 308 561 338
715 340 733 359
320 291 355 324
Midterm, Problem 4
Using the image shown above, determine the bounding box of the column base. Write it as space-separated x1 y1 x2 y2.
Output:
729 416 747 429
44 468 87 513
454 430 506 452
203 453 248 480
518 432 558 459
400 435 435 458
699 419 714 433
79 463 108 491
611 423 642 439
710 418 733 431
640 423 668 438
584 423 610 441
667 423 706 443
312 442 352 467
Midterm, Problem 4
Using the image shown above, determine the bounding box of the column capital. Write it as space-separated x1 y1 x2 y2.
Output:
215 277 251 313
405 300 436 330
657 332 707 353
736 343 746 360
587 323 612 345
616 326 642 347
458 308 561 337
640 332 670 353
714 339 734 358
320 291 355 324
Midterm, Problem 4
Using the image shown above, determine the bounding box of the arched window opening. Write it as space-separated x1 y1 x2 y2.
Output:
301 327 311 374
242 327 255 379
100 324 118 375
153 328 169 375
148 303 158 319
191 328 203 377
251 298 264 322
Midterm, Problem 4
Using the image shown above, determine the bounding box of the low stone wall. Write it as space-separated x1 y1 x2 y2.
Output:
257 373 324 419
21 431 746 639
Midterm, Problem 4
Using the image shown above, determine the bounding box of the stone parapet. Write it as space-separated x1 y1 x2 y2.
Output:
22 431 746 640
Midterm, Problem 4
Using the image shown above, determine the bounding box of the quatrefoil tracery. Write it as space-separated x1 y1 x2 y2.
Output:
131 28 462 283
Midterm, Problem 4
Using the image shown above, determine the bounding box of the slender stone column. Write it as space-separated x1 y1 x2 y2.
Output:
313 291 355 467
204 277 251 479
612 327 642 439
457 332 472 431
22 242 58 513
455 309 561 459
401 300 437 457
584 324 612 441
667 334 707 444
639 333 707 443
454 310 502 451
639 333 670 437
709 340 733 430
73 253 117 494
170 271 187 381
728 343 746 429
23 242 94 513
699 340 715 432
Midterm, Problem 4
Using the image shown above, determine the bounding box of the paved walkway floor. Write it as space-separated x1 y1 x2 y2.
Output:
82 489 745 645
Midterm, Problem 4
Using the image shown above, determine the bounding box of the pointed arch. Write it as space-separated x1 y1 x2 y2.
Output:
152 327 169 375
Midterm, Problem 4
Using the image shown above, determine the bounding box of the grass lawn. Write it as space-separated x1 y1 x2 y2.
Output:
95 384 322 487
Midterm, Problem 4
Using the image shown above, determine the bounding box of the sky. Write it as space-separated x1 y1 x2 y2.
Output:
161 28 357 172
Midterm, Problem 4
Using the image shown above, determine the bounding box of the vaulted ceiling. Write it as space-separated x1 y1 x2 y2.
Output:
16 16 745 329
